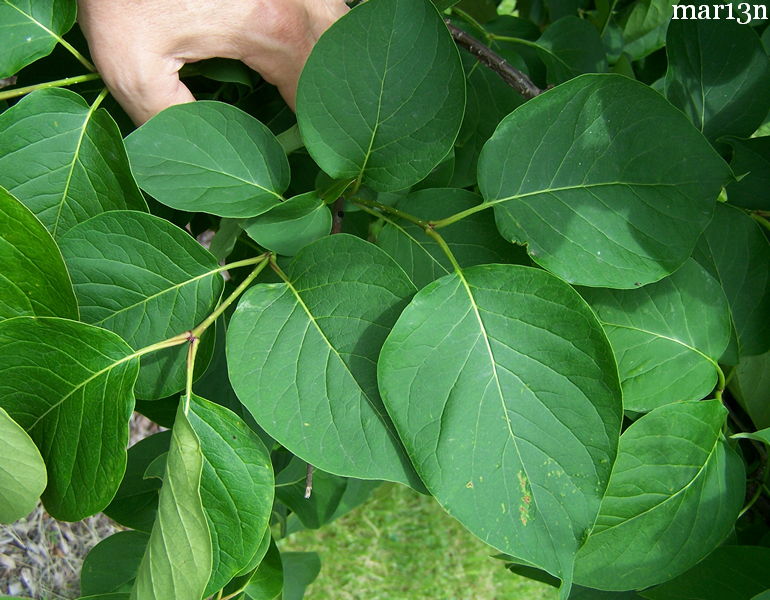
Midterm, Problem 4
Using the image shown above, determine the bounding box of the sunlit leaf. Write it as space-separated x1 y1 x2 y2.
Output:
379 264 622 588
0 88 147 238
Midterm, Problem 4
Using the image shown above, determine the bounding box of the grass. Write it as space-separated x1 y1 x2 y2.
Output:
280 483 558 600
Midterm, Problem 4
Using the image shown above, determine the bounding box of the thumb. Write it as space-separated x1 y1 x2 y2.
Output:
97 52 195 125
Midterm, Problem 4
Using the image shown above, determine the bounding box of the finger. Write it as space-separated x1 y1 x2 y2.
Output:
96 52 195 125
254 1 349 111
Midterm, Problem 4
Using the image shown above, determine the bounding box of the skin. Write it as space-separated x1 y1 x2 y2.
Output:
77 0 349 124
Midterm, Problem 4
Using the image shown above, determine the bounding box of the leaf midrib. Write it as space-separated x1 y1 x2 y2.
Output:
51 95 100 238
453 271 564 565
27 348 139 431
592 430 722 536
3 0 65 46
601 321 718 368
85 264 223 329
281 279 395 431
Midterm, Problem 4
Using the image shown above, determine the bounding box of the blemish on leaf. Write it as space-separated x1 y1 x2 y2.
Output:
517 470 532 526
466 480 474 489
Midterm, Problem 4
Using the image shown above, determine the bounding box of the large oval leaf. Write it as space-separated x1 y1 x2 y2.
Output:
81 531 149 595
0 0 76 77
694 203 770 359
640 546 770 600
0 317 139 520
0 406 46 523
131 404 211 600
243 191 331 257
187 394 274 597
730 351 770 429
227 234 422 488
59 210 224 399
665 20 770 143
478 74 730 288
574 400 744 590
104 431 172 532
243 538 283 600
452 47 524 187
580 259 732 412
296 0 465 191
376 188 526 289
0 88 147 238
535 17 607 84
725 136 770 210
378 264 622 587
0 186 77 321
125 101 289 218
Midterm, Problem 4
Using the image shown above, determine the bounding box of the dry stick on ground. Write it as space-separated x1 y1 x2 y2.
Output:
445 20 542 100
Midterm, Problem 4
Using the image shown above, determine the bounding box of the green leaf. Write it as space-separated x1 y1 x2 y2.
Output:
574 400 745 591
569 588 645 599
730 351 770 429
640 546 770 600
534 16 608 85
0 186 77 321
296 0 466 191
619 0 674 60
454 0 499 21
0 317 139 520
125 101 289 218
81 531 149 595
0 0 76 77
243 192 331 256
580 260 732 412
143 453 167 481
59 210 224 399
131 404 212 600
244 539 283 600
693 203 770 358
0 88 147 238
281 552 321 600
451 49 523 187
104 431 171 532
431 0 461 9
479 74 730 288
725 136 770 210
187 394 274 597
378 264 622 588
732 427 770 447
375 188 526 288
0 406 46 523
227 234 421 488
665 20 770 143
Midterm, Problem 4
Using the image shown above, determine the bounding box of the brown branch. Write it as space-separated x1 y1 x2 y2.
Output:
0 76 17 91
331 196 345 234
445 21 542 100
304 464 315 499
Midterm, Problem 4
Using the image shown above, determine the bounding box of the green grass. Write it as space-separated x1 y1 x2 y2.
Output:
280 484 558 600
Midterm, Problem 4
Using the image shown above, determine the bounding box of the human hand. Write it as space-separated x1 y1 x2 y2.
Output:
77 0 348 124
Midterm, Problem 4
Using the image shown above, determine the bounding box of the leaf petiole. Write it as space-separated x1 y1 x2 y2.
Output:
0 72 102 101
429 202 494 228
190 254 271 339
183 335 200 415
352 197 463 274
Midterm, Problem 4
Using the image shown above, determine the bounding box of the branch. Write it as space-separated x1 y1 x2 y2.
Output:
0 76 17 91
331 196 345 234
445 20 542 100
